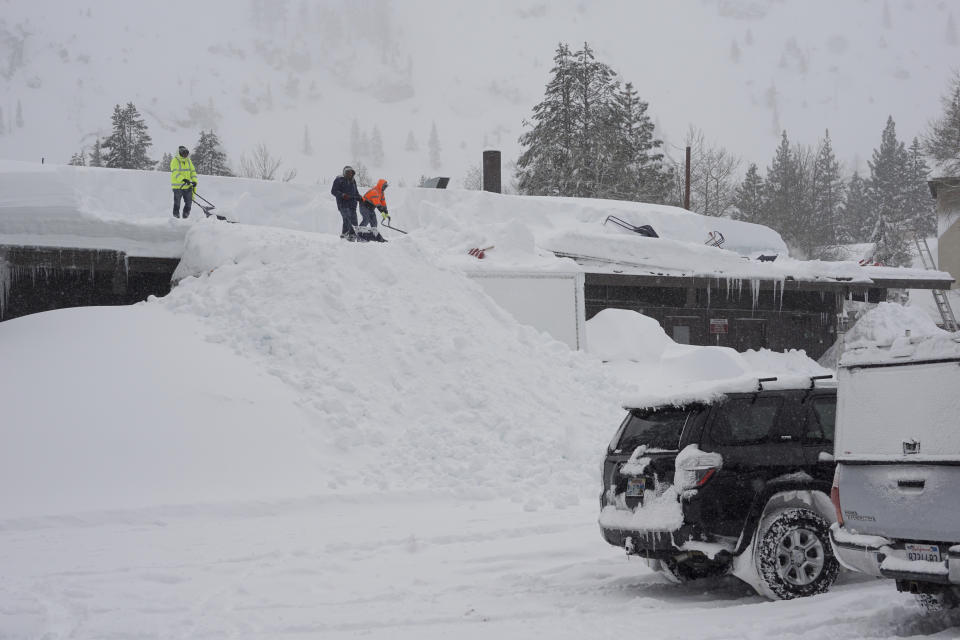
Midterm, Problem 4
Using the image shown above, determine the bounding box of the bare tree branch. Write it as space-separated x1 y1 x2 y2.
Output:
239 143 282 180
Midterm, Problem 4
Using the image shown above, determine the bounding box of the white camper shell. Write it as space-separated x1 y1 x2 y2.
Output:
830 332 960 604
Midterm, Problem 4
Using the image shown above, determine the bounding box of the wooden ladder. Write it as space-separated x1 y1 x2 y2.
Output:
913 235 959 332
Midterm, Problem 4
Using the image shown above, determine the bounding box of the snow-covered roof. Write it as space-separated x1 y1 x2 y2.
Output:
544 229 953 289
0 160 952 289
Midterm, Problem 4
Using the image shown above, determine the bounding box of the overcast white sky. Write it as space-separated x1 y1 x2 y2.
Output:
0 0 955 183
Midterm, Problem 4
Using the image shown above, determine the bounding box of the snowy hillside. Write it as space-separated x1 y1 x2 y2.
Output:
0 0 956 184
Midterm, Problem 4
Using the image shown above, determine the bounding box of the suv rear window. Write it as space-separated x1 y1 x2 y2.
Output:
805 398 836 444
710 397 781 445
615 406 703 451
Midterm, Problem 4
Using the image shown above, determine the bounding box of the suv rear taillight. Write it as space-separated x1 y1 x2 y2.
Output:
831 466 843 527
674 446 723 492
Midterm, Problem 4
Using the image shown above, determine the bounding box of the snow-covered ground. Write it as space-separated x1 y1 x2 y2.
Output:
3 164 960 637
7 498 960 639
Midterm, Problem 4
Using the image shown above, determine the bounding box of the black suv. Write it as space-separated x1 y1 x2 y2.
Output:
599 378 840 599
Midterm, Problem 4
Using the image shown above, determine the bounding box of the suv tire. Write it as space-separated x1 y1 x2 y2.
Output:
754 508 839 600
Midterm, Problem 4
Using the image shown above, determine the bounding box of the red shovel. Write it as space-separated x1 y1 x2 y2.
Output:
468 245 494 259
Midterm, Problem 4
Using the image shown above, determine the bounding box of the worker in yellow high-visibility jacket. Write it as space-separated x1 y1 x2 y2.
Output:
170 145 198 218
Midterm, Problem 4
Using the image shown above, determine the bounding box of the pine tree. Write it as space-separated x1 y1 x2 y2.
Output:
89 137 104 167
68 149 86 166
101 102 154 170
924 73 960 175
517 42 576 196
370 125 384 166
518 41 672 201
839 172 872 243
607 82 670 202
866 116 911 266
809 130 845 253
15 100 23 128
192 130 233 176
905 137 935 237
569 42 618 197
428 121 441 170
302 124 313 156
157 152 173 171
762 131 802 246
733 163 765 224
869 213 911 266
404 130 419 151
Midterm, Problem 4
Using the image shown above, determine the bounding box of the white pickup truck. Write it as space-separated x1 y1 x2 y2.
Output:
829 330 960 610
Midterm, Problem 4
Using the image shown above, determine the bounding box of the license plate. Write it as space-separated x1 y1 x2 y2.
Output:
905 543 941 563
626 477 646 497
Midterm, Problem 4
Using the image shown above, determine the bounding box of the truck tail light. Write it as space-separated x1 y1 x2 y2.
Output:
674 447 723 492
831 467 843 527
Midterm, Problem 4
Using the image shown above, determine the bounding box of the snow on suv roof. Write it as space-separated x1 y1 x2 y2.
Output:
622 373 837 410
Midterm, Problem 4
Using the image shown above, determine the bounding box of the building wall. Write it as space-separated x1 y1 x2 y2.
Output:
935 178 960 290
584 280 862 360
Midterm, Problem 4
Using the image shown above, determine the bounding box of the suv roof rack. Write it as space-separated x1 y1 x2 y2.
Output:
757 377 778 391
809 374 834 389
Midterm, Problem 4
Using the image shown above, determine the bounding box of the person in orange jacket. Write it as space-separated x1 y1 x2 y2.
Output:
358 178 389 242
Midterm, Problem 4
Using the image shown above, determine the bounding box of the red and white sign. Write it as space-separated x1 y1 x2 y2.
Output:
709 318 729 334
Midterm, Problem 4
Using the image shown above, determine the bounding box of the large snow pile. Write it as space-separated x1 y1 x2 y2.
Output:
843 302 948 349
0 305 334 519
0 221 627 519
839 302 960 367
586 309 833 408
583 308 671 362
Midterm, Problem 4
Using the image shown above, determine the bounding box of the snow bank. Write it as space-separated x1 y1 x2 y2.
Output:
586 309 833 408
0 305 336 519
838 302 960 367
0 230 625 519
844 302 948 349
585 308 671 362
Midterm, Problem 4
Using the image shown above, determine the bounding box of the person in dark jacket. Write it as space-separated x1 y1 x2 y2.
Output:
330 166 361 240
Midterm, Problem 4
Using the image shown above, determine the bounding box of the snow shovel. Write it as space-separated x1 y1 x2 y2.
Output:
381 216 408 234
193 190 236 223
468 245 494 259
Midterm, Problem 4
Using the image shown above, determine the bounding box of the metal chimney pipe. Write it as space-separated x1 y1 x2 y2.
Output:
482 150 502 194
